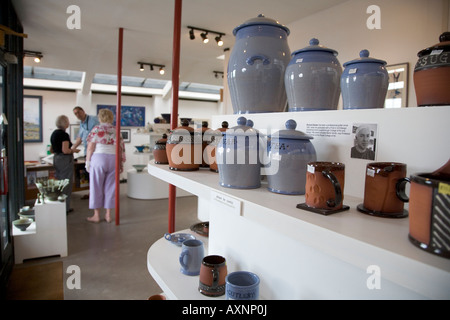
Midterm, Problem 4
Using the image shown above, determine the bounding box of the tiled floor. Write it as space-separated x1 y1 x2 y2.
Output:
11 183 199 300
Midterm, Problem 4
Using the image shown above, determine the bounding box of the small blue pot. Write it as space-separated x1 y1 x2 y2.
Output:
285 38 342 111
266 120 317 195
341 49 389 109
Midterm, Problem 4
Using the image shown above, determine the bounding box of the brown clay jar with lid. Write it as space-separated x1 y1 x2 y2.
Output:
165 119 201 171
153 133 168 164
414 32 450 106
206 121 229 172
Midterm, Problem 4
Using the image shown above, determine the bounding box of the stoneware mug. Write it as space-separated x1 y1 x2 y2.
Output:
198 255 227 297
225 271 260 300
305 161 345 210
362 162 410 216
179 239 204 276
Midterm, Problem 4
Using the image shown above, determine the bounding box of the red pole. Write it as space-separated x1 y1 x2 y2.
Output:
168 0 182 233
115 27 124 226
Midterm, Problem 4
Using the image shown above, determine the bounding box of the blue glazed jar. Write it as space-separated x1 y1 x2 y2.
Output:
285 38 342 112
341 49 389 109
228 14 291 114
266 119 316 195
217 117 261 189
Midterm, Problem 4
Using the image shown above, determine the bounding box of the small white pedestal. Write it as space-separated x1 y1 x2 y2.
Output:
13 200 67 264
127 168 191 200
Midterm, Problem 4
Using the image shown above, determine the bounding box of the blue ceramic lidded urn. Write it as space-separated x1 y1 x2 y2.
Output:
266 120 316 195
341 49 389 109
227 14 291 114
217 117 261 189
285 38 342 112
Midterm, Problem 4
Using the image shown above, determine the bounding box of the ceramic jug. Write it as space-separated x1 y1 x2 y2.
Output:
414 32 450 106
285 38 342 111
216 117 261 189
228 14 291 114
266 120 316 194
341 49 388 109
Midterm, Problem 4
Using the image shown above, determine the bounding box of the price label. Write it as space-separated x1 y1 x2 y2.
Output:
438 182 450 196
211 191 242 216
348 68 358 74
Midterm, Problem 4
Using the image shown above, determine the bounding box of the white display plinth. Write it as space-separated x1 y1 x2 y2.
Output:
13 200 67 263
127 168 191 200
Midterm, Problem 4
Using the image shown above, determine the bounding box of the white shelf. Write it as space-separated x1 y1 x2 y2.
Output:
147 229 218 300
147 160 450 299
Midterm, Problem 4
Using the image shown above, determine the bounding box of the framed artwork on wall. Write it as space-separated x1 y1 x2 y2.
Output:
70 124 80 140
23 95 43 143
120 129 131 143
384 63 409 108
97 105 145 127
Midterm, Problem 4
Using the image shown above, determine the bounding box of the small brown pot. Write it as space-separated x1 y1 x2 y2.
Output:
153 134 168 164
166 120 201 171
206 121 228 173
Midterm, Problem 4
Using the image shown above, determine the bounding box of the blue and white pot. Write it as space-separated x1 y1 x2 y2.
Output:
228 14 291 114
285 38 342 111
266 120 316 195
341 49 389 109
217 117 261 189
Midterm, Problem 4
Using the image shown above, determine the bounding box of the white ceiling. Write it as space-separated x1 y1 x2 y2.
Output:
12 0 348 88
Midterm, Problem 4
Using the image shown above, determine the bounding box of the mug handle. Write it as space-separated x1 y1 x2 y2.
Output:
211 267 219 288
321 170 343 208
179 251 189 270
396 177 410 202
246 55 271 66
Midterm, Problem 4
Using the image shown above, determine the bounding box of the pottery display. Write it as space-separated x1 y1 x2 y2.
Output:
179 239 204 276
132 164 147 172
285 38 342 111
341 49 389 109
408 159 450 258
166 119 201 171
228 14 291 114
153 133 168 164
135 145 145 153
266 119 316 194
216 117 261 189
414 32 450 106
205 121 228 173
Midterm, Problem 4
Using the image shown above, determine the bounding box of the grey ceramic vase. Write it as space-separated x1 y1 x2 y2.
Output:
217 117 261 189
341 49 389 109
227 14 291 114
266 119 317 195
285 38 342 111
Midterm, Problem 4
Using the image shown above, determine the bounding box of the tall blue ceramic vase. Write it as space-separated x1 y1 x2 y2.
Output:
228 14 291 114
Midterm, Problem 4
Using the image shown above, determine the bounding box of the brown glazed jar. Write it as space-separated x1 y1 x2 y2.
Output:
153 134 168 164
165 119 201 171
196 121 211 168
414 32 450 106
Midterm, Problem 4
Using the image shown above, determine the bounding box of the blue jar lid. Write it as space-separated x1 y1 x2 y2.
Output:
272 120 313 140
292 38 338 56
343 49 387 67
233 14 290 36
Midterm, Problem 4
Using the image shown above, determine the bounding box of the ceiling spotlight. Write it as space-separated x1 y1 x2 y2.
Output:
34 57 41 63
137 61 165 76
215 36 223 46
139 63 144 71
24 50 43 63
159 67 165 75
201 32 209 44
189 28 195 40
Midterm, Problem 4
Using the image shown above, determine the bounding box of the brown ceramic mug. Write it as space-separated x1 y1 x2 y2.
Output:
198 255 227 297
305 162 345 210
363 162 409 214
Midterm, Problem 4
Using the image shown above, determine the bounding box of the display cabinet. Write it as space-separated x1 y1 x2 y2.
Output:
147 107 450 299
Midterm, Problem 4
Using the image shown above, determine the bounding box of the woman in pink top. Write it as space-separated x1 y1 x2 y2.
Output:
85 109 126 223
